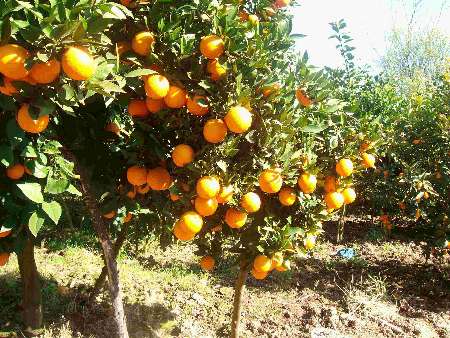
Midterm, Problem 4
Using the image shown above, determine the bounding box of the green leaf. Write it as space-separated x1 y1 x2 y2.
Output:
66 184 82 196
300 124 327 133
17 183 44 203
21 145 38 158
45 177 69 194
125 68 158 78
28 211 45 237
0 145 13 167
42 201 62 225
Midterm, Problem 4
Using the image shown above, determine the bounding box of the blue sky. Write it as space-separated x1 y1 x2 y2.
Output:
291 0 450 68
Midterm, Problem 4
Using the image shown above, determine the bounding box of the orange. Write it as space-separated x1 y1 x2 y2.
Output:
342 188 356 204
253 255 272 272
29 59 61 84
207 59 226 79
274 0 290 8
217 185 234 204
137 184 151 195
62 46 96 80
172 144 194 167
127 166 147 186
105 122 120 135
251 268 268 280
145 74 170 99
324 176 336 192
224 106 252 133
116 41 131 56
240 192 261 213
131 31 155 56
126 186 137 199
173 220 196 241
361 153 376 168
123 212 133 223
262 83 280 97
259 168 283 194
103 211 116 219
200 35 225 59
276 260 291 272
200 256 215 271
359 141 371 153
179 211 203 233
225 208 247 228
203 119 228 143
304 234 316 250
278 187 296 206
145 97 165 113
128 99 149 118
239 11 249 22
271 252 283 269
164 85 187 108
17 104 50 134
423 191 430 200
6 164 25 180
324 192 344 210
187 95 209 116
298 173 317 194
196 176 220 199
0 253 10 267
147 167 172 190
336 158 353 177
195 197 218 216
0 229 11 238
296 89 312 107
0 44 29 80
170 192 180 201
0 77 17 96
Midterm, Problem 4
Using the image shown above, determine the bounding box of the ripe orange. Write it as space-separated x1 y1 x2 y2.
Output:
145 74 170 99
336 158 354 177
0 44 29 80
296 89 312 107
325 192 345 209
196 176 220 199
105 122 120 134
217 185 234 204
6 164 25 180
137 184 150 194
200 35 225 59
251 268 268 280
240 192 261 213
298 173 317 194
170 192 180 201
274 0 290 8
17 104 50 134
172 144 194 167
123 213 133 223
304 234 316 250
0 230 11 238
147 167 172 190
62 46 96 80
179 211 203 233
271 252 283 269
342 187 356 204
0 253 10 267
225 208 247 228
128 99 149 118
207 59 226 79
203 119 228 143
126 186 137 199
29 59 61 84
253 255 272 272
200 256 215 271
127 166 147 186
423 191 430 200
173 220 196 241
276 260 290 272
0 77 17 96
164 85 187 108
259 168 283 194
145 97 164 113
224 106 252 133
103 211 116 219
187 95 209 116
324 176 336 192
262 83 280 97
194 197 218 216
278 187 296 206
361 153 376 168
131 31 155 56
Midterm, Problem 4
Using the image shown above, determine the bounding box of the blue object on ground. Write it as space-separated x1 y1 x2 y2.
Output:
337 248 355 259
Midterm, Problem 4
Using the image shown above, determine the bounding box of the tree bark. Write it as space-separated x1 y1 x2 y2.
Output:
231 261 250 338
17 234 42 332
65 149 129 338
89 221 130 303
337 205 346 243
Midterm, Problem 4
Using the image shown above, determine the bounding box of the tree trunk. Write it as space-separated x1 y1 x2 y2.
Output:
231 261 250 338
337 205 346 243
17 234 42 332
89 222 130 303
65 149 129 338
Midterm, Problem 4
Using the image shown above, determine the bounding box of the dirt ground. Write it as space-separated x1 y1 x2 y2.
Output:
1 221 449 338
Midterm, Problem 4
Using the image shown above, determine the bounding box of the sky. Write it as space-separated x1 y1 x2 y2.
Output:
291 0 450 68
